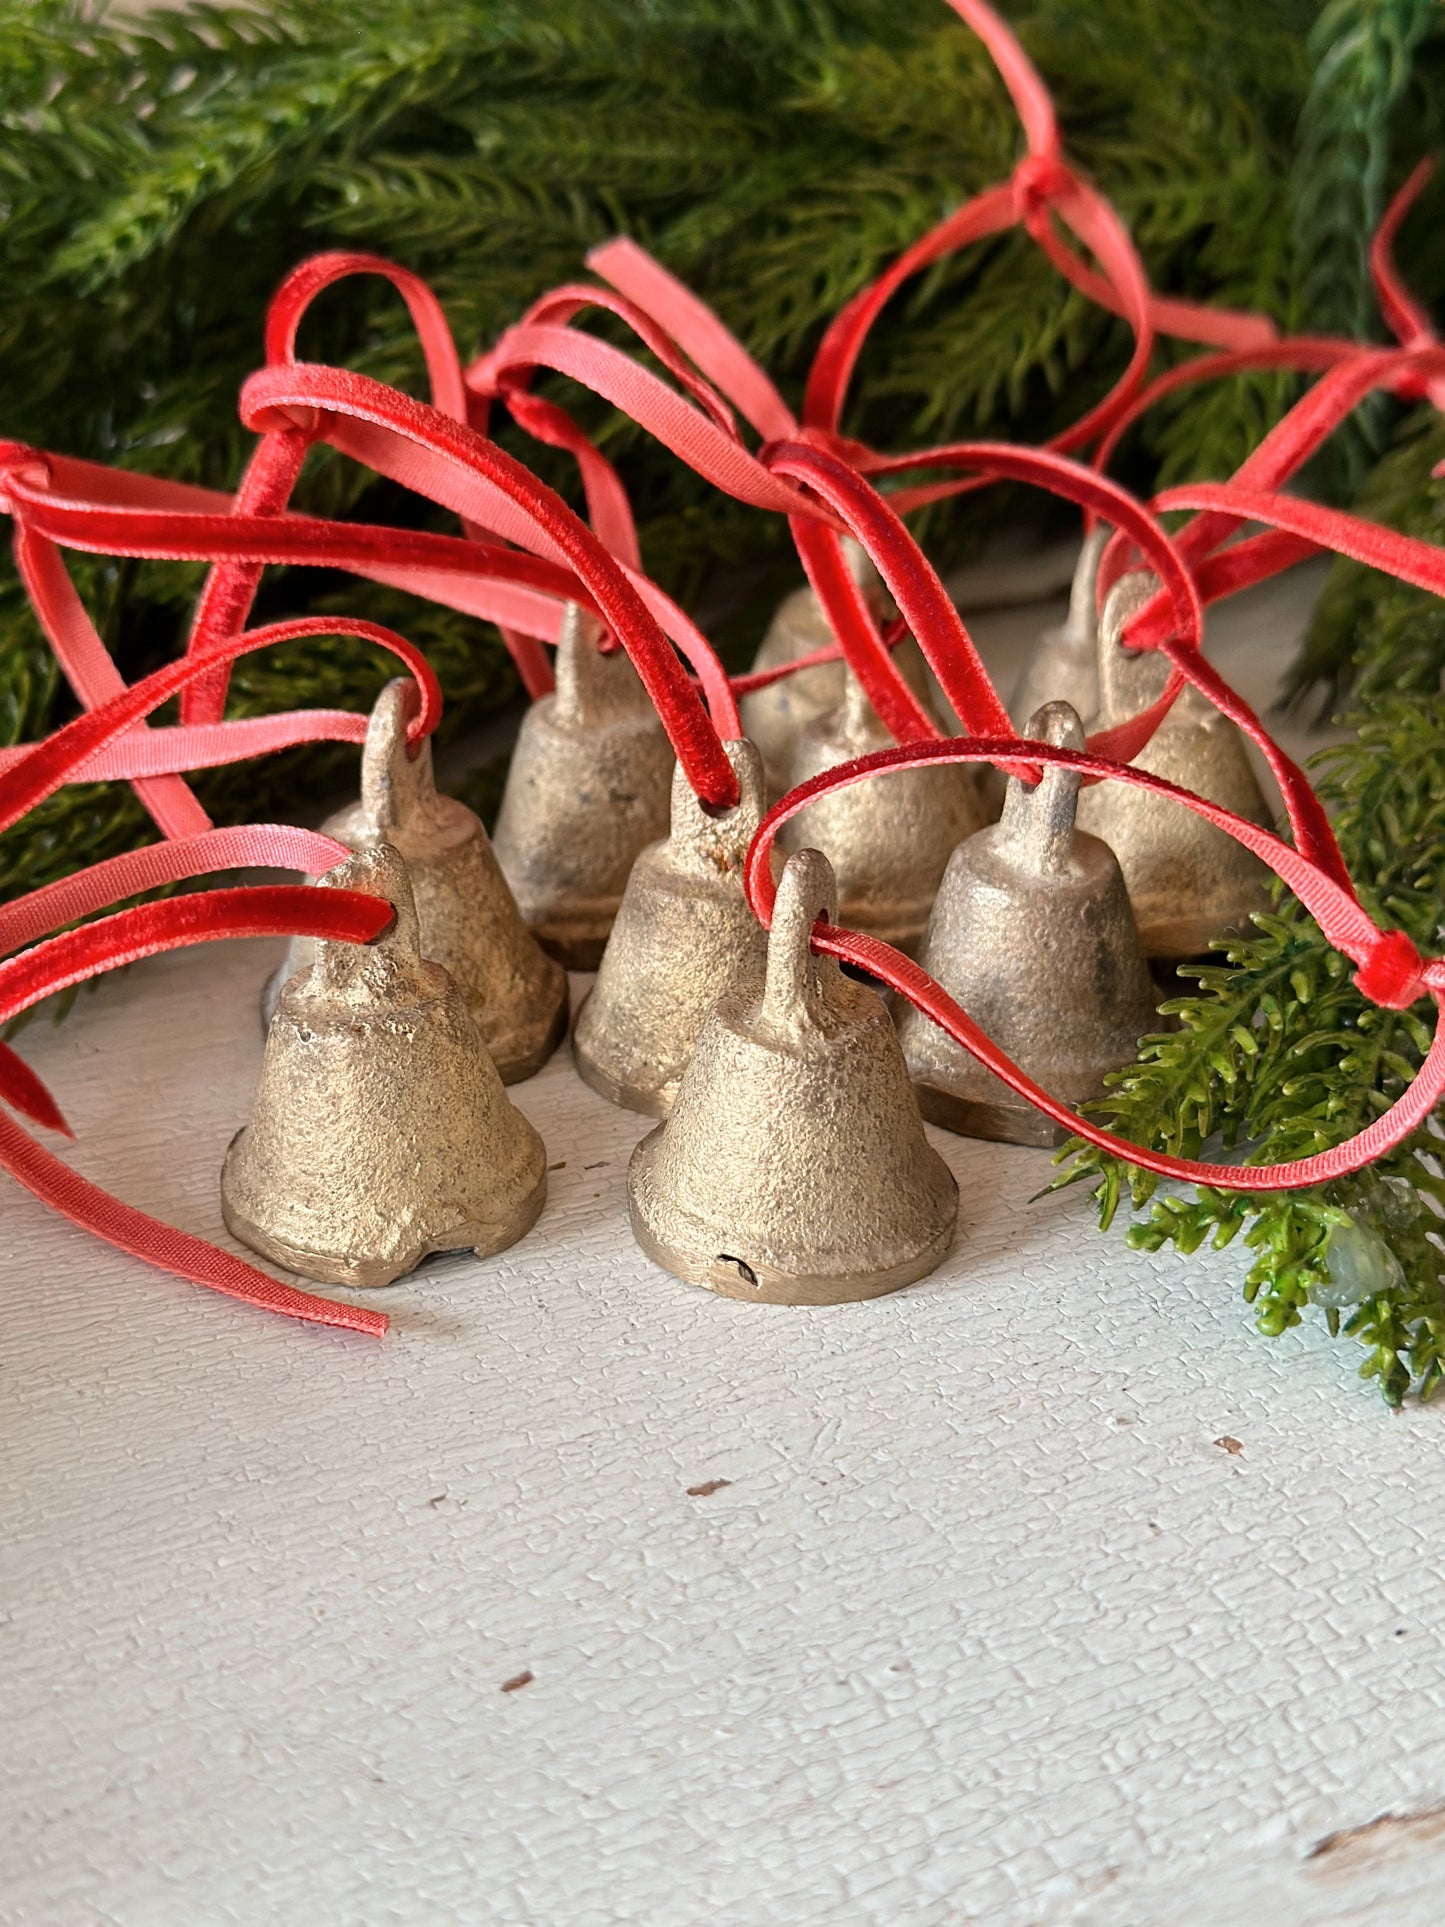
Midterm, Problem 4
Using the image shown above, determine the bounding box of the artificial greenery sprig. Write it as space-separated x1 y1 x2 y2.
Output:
2 0 1419 905
1061 697 1445 1405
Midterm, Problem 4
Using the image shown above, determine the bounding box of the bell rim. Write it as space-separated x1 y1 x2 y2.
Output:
913 1079 1072 1149
570 1030 677 1119
220 1137 548 1288
490 982 570 1085
626 1127 957 1306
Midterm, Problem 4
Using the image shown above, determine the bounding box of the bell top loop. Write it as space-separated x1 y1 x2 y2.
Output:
1007 528 1110 734
1065 526 1109 646
841 658 878 737
839 532 880 593
758 847 842 1041
823 647 938 756
358 677 447 838
1096 569 1170 713
666 737 767 878
552 602 652 729
997 701 1085 876
310 844 425 1000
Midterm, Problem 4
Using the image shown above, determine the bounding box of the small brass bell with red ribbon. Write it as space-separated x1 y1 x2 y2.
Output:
897 701 1157 1146
223 846 547 1288
493 603 674 968
572 739 771 1116
267 677 567 1083
1075 573 1271 959
628 848 958 1303
781 662 987 953
738 538 885 798
1008 527 1107 730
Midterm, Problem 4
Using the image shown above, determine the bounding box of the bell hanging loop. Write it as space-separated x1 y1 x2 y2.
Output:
572 738 773 1116
739 536 888 799
1075 572 1272 960
898 701 1158 1146
492 603 675 968
223 845 548 1288
264 676 567 1083
627 847 958 1304
781 658 988 954
1008 525 1109 730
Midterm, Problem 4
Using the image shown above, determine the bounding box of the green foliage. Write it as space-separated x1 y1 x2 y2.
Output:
1292 0 1441 344
1289 0 1443 487
0 0 1390 902
1291 405 1445 710
1060 699 1445 1405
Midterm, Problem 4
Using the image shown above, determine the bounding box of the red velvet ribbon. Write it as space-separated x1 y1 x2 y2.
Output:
0 881 396 1336
746 737 1444 1191
2 0 1444 1339
482 96 1278 780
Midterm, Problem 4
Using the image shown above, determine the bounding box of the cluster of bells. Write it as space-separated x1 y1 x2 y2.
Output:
221 544 1272 1307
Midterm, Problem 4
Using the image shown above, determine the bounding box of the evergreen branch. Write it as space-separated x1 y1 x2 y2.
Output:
0 0 1367 908
1059 699 1445 1405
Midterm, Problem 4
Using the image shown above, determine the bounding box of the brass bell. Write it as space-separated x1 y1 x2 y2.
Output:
738 538 886 798
222 846 547 1288
897 701 1157 1147
628 847 958 1304
572 738 771 1116
266 677 567 1083
781 661 988 953
492 603 675 968
1008 526 1107 729
1075 573 1272 959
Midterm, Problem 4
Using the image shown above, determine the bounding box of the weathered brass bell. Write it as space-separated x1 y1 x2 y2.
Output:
266 677 567 1083
897 701 1158 1147
780 662 988 953
572 738 771 1117
1075 573 1272 959
223 846 547 1289
1008 526 1108 730
492 603 674 968
738 538 887 798
628 848 958 1304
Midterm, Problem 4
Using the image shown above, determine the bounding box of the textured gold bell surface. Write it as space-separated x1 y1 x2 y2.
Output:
738 538 886 798
223 846 547 1289
492 603 674 969
265 677 567 1083
628 848 958 1305
1075 573 1272 960
897 701 1158 1148
780 659 988 953
1008 526 1107 730
572 738 771 1117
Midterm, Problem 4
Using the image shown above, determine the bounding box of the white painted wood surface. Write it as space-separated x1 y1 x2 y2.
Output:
5 570 1445 1926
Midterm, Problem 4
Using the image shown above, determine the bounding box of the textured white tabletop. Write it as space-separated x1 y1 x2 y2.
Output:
5 569 1445 1927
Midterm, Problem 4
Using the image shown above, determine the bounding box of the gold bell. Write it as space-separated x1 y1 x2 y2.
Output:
897 701 1157 1147
1008 527 1107 729
267 677 567 1083
572 738 771 1116
1075 573 1271 960
738 538 885 798
628 847 958 1304
222 846 547 1288
781 661 988 953
492 603 675 968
